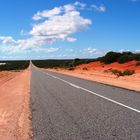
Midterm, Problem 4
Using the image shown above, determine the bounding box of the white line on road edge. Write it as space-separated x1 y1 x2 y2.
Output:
38 68 140 114
69 83 81 89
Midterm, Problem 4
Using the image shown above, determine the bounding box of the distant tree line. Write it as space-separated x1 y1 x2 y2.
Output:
0 61 29 71
32 59 96 70
32 51 140 69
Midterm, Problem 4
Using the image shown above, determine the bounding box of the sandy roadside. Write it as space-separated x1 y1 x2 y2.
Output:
45 68 140 92
0 69 32 140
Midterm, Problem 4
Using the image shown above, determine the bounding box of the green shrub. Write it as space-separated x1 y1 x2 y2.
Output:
68 67 75 71
99 51 140 64
123 69 135 76
100 51 122 64
117 53 134 64
82 67 88 70
111 69 123 77
74 58 80 62
135 53 140 61
111 69 135 77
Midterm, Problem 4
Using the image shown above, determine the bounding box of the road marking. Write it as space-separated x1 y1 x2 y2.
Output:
69 83 81 89
37 68 140 114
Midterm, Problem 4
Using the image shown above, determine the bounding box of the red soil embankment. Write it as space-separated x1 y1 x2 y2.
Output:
0 69 32 140
0 71 21 86
76 60 140 72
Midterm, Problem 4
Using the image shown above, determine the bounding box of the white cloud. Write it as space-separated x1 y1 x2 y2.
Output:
135 50 140 53
32 7 62 20
32 2 86 20
91 4 106 12
74 1 86 9
63 4 75 12
0 2 91 53
83 48 107 56
0 36 16 45
30 10 91 41
44 47 59 53
20 29 28 36
118 49 123 53
31 47 60 53
66 37 77 42
84 48 97 54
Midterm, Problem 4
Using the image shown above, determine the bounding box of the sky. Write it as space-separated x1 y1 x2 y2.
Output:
0 0 140 60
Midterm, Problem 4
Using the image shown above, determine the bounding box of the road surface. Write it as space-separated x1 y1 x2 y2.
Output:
31 65 140 140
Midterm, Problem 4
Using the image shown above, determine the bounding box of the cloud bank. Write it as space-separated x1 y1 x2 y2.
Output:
0 2 91 52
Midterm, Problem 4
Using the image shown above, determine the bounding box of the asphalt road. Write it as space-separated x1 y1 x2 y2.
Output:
31 65 140 140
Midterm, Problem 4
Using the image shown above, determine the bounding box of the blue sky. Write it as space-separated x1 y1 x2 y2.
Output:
0 0 139 60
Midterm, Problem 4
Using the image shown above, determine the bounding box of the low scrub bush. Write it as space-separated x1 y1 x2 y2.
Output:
68 67 75 71
117 53 134 64
99 51 140 64
111 69 123 77
100 51 122 64
111 69 135 77
123 69 135 76
82 67 88 70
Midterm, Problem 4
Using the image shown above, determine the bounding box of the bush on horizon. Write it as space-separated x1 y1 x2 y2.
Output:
100 51 122 64
99 51 140 64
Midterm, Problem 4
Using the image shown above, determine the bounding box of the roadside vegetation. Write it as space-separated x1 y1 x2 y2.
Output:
0 61 29 71
33 51 139 69
98 51 139 77
32 59 96 70
110 69 135 77
32 51 139 77
98 51 140 64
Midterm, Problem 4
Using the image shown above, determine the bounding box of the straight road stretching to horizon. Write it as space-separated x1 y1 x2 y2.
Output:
31 65 140 140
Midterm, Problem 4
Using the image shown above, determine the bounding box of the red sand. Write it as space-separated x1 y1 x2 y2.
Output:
0 69 32 139
76 60 140 72
46 61 140 92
